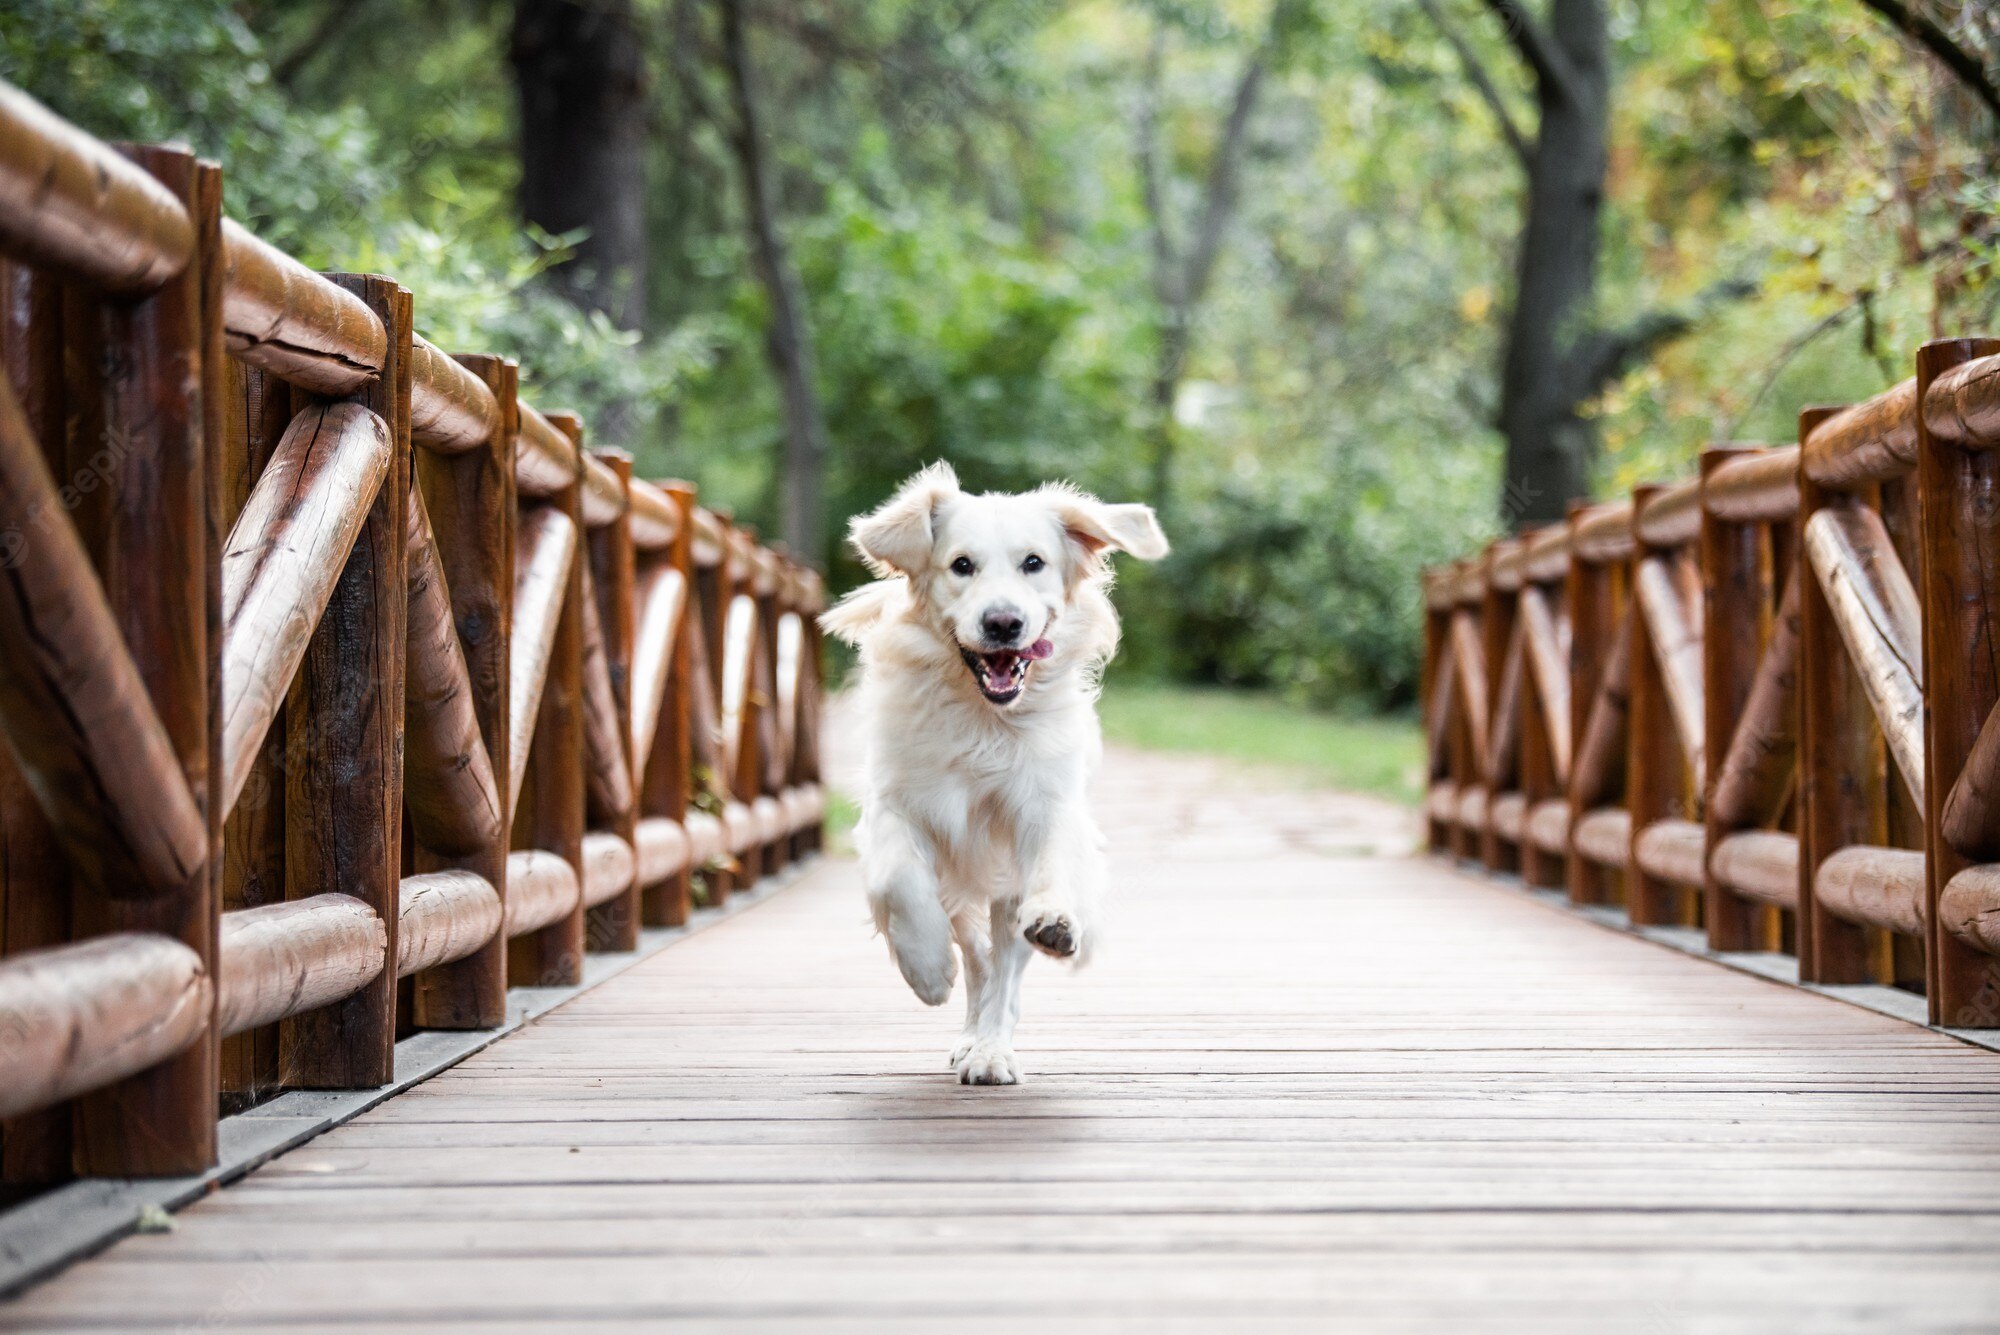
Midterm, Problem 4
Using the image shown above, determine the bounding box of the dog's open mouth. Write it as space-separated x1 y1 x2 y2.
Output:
960 639 1053 705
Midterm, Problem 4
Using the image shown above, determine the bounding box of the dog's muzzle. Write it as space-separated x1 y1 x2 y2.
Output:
960 639 1053 705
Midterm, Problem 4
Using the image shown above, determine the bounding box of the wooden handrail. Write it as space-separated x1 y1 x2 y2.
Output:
0 83 193 292
630 564 687 775
578 562 635 823
409 334 504 453
1921 351 2000 449
0 933 210 1121
1635 477 1701 549
581 830 637 908
1447 610 1490 777
217 895 385 1037
0 377 208 896
221 220 386 396
1708 569 1801 829
0 79 831 1178
1634 555 1706 785
220 402 394 816
1802 505 1925 806
1709 830 1799 908
1485 617 1525 788
1816 845 1926 937
1702 446 1798 522
396 871 503 978
508 505 578 821
404 483 503 857
1570 613 1633 808
1801 378 1919 490
1518 585 1571 783
504 849 582 939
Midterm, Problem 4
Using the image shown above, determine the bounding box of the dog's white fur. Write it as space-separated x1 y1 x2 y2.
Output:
823 463 1167 1084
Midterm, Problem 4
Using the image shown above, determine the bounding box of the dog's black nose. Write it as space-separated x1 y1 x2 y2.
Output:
981 607 1025 645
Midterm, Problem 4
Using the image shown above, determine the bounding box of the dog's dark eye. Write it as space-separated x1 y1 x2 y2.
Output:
1021 554 1045 574
950 556 975 576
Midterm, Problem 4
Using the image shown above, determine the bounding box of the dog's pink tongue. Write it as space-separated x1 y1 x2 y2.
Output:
1022 639 1054 662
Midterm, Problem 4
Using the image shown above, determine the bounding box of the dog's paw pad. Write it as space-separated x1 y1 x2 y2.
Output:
1023 914 1077 959
957 1044 1020 1086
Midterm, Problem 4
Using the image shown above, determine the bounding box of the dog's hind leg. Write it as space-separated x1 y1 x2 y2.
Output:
860 809 957 1006
947 908 990 1068
957 898 1033 1085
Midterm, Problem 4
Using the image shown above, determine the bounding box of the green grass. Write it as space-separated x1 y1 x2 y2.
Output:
1096 683 1424 804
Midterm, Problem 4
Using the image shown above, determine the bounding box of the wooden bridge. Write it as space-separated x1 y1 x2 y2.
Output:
4 78 2000 1331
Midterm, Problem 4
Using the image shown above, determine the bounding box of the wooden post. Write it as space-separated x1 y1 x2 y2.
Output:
1565 505 1620 906
1797 408 1887 985
510 413 586 988
1479 542 1519 874
1627 486 1689 926
67 147 221 1174
701 514 737 905
753 543 785 875
408 354 516 1029
219 359 294 1106
1517 560 1564 890
1447 567 1483 863
643 482 697 925
587 449 640 953
0 258 72 1182
280 275 409 1088
1422 573 1450 854
1917 337 2000 1026
1700 446 1779 952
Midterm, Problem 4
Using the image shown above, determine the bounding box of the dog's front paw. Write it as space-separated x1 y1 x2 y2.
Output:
948 1032 977 1068
956 1041 1021 1086
1022 907 1079 960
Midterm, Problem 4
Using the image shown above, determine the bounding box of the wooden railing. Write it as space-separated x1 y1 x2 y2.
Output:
0 80 826 1184
1424 333 2000 1028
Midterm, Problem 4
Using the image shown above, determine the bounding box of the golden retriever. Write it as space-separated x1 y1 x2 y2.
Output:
823 463 1167 1083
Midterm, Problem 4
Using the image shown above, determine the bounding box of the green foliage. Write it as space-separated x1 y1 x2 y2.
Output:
6 0 1996 717
1096 682 1425 802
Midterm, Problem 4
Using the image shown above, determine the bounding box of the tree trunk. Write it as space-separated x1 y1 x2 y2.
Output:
1134 21 1269 517
1495 0 1611 529
717 0 830 563
511 0 649 333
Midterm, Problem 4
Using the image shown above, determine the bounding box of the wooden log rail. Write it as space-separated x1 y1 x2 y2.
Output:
0 79 828 1185
1423 328 2000 1029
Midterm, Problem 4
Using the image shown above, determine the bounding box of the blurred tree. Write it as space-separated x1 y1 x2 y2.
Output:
1425 0 1747 527
511 0 650 335
1854 0 2000 124
715 0 832 558
1135 14 1271 515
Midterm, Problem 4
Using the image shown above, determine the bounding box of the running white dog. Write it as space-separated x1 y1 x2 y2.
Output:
823 463 1168 1084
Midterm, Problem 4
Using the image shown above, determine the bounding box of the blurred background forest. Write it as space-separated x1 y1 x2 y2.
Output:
5 0 1996 737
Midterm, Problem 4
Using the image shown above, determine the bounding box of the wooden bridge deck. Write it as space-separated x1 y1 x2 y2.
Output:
8 751 2000 1331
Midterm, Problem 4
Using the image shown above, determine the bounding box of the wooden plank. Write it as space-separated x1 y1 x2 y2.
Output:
13 738 2000 1329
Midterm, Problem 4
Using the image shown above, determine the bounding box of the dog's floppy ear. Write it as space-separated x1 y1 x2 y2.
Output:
849 461 960 577
1042 485 1170 563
